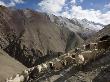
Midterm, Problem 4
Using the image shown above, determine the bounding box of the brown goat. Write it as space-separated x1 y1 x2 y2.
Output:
90 43 98 50
53 61 64 70
64 56 75 65
76 50 98 64
85 44 90 50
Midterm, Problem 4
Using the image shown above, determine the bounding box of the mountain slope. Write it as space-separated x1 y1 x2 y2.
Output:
78 19 103 31
0 5 104 68
0 49 26 82
48 14 103 32
86 24 110 43
48 14 103 40
38 25 110 82
0 6 84 67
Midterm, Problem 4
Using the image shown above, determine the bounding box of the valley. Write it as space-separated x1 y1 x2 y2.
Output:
0 5 109 82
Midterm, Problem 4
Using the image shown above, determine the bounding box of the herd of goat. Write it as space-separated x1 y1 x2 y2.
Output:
6 35 110 82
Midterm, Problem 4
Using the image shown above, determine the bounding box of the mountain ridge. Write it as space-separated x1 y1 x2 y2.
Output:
0 5 104 68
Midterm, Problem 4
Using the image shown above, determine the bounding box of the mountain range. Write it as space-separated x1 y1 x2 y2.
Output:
0 5 109 82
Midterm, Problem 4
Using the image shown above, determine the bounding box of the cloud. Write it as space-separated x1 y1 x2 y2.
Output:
61 5 110 25
0 1 7 6
7 1 16 7
65 6 102 22
13 0 24 4
38 0 66 14
0 0 24 7
0 0 15 7
104 3 110 9
37 0 110 25
70 0 76 4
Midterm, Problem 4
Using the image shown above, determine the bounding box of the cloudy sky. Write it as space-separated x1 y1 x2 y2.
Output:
0 0 110 25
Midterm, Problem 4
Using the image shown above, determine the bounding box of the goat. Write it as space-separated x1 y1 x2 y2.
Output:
37 65 42 73
90 43 98 50
74 48 81 53
41 63 48 72
54 58 60 61
75 50 98 65
75 54 84 64
6 79 13 82
6 77 13 82
61 59 67 66
24 69 29 75
48 60 64 71
19 75 24 82
53 61 64 71
84 43 97 50
49 61 54 70
64 56 75 65
10 74 20 82
28 67 38 80
71 53 76 58
67 53 71 56
21 69 30 82
83 44 86 50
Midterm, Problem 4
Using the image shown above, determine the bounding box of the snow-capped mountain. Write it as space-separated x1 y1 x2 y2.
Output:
47 14 104 32
78 19 104 31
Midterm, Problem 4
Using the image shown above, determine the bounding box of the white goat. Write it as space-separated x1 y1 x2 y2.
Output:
11 74 20 82
19 75 24 82
42 63 48 69
37 65 42 73
67 53 71 56
55 58 60 61
41 63 48 72
75 54 84 64
24 69 29 75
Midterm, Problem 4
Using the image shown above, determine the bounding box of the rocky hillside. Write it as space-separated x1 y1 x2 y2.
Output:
31 25 110 82
86 24 110 43
48 14 103 32
48 14 103 40
65 24 110 82
78 19 103 31
0 5 108 82
0 49 26 82
0 5 103 68
0 5 83 68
